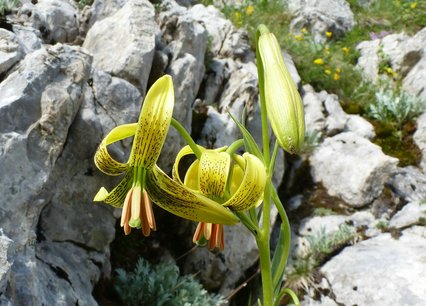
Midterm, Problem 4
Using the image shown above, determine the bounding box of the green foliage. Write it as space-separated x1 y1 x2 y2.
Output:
285 224 357 293
375 219 390 231
74 0 94 10
0 0 19 15
367 86 425 130
115 257 225 306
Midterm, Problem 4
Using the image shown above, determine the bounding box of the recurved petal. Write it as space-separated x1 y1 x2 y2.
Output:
146 166 239 226
199 150 231 198
224 153 266 211
94 123 137 176
172 145 205 184
93 168 134 207
129 75 174 169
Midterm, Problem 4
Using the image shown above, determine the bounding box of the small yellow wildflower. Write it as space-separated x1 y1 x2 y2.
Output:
335 68 341 73
324 68 331 75
294 34 304 41
325 31 333 38
386 67 393 74
410 2 417 9
313 58 324 65
342 47 350 55
301 27 308 34
333 72 340 81
245 5 254 15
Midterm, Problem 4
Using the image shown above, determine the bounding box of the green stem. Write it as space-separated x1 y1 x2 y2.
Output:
236 211 259 236
257 180 273 306
274 287 301 306
170 118 202 159
256 24 274 306
226 139 245 155
271 187 291 289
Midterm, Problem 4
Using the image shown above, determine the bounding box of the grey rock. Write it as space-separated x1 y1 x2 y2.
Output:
83 0 156 94
79 0 128 36
356 39 381 82
414 112 426 171
324 94 347 135
0 232 13 294
289 0 355 43
189 4 253 61
403 54 426 100
389 201 426 229
310 132 399 207
321 230 426 306
19 0 79 44
357 28 426 87
344 114 375 139
298 215 349 236
387 166 426 203
11 25 43 55
302 87 326 134
0 43 111 304
0 29 23 76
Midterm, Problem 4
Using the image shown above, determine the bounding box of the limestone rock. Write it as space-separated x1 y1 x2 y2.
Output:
357 27 426 90
413 112 426 171
302 85 375 139
18 0 79 44
11 25 43 55
0 29 23 76
0 232 13 295
387 166 426 203
289 0 355 43
321 229 426 305
389 201 426 229
310 132 398 207
83 0 157 94
189 4 253 61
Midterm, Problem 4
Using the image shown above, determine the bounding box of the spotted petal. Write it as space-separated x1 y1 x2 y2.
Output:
129 75 174 169
94 123 137 176
224 153 266 211
146 166 239 225
93 168 134 207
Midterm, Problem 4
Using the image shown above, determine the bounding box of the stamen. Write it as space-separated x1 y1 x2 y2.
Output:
193 222 204 243
144 191 156 231
204 223 213 240
129 185 142 228
121 189 133 235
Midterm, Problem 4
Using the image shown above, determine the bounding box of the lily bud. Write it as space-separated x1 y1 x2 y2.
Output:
258 28 305 154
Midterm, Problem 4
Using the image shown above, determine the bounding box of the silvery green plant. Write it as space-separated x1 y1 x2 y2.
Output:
368 87 425 129
115 257 225 306
0 0 19 15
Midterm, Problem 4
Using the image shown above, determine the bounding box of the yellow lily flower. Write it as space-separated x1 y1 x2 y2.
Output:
94 75 174 235
94 75 239 235
168 146 267 250
258 29 305 154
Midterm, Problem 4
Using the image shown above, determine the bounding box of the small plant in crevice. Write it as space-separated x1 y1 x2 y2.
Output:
0 0 19 16
114 257 226 306
367 86 425 132
284 224 357 295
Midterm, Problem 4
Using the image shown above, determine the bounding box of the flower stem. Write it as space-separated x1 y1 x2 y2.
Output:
271 187 291 290
170 118 202 159
257 180 273 306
